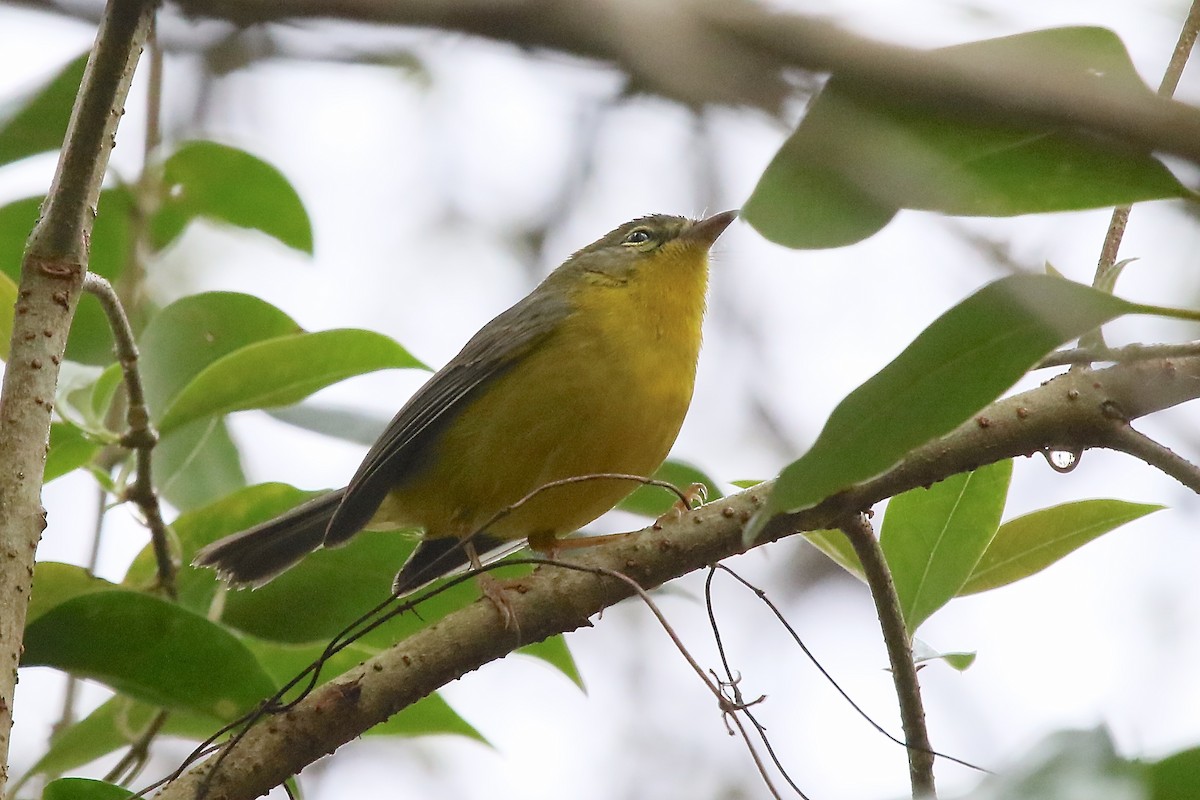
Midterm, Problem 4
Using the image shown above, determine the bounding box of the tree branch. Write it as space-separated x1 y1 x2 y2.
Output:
0 0 155 791
151 356 1200 799
82 273 175 597
839 513 935 798
13 0 1200 168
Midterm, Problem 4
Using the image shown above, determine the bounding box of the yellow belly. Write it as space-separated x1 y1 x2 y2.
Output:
373 259 705 543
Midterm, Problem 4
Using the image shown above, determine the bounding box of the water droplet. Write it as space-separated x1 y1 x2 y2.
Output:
1042 448 1081 473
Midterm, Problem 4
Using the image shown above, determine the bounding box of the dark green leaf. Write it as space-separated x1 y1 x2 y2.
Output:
152 141 313 254
244 636 483 741
881 460 1011 632
747 276 1133 542
27 562 120 627
23 696 216 783
42 777 133 800
157 328 423 436
745 27 1189 249
1145 746 1200 800
0 52 86 167
617 460 723 517
959 499 1162 595
23 591 276 720
126 482 320 608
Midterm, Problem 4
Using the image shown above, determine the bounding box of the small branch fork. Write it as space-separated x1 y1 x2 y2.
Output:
82 273 175 596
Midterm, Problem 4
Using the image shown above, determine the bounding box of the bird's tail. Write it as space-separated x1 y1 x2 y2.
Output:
392 533 508 596
193 489 345 587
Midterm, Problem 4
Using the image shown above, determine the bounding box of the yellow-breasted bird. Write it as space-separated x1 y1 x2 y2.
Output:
194 211 737 596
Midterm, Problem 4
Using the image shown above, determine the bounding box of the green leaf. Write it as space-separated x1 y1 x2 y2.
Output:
964 727 1140 800
802 529 864 580
266 402 392 446
0 268 15 360
152 141 313 254
28 562 120 627
0 52 86 167
45 422 100 483
912 639 976 671
747 276 1133 543
245 636 484 741
0 192 130 364
139 291 302 416
881 460 1011 632
518 635 584 689
157 328 423 436
1145 746 1200 800
153 416 248 512
42 777 133 800
959 499 1162 595
22 696 216 785
617 460 723 517
126 482 319 608
745 27 1189 249
23 591 276 721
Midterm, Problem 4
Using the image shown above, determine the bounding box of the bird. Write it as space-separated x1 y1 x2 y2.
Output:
194 210 737 603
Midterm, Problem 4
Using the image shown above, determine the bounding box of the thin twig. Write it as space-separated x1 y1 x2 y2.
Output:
708 564 987 774
1035 340 1200 369
704 568 808 799
1101 424 1200 494
82 272 175 597
1089 0 1200 294
839 513 936 799
105 709 170 786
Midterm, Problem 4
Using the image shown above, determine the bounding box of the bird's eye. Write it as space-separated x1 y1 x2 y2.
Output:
623 228 654 245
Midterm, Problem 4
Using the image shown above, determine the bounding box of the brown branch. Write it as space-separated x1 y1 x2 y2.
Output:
0 0 156 791
839 514 935 798
151 355 1200 799
82 273 175 597
13 0 1200 168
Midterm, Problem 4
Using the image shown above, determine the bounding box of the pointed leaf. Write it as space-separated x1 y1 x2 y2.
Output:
157 328 422 436
22 591 276 721
747 276 1133 542
518 635 584 689
152 141 313 254
139 291 301 416
881 460 1011 632
959 499 1162 595
153 416 247 512
0 52 86 167
746 27 1190 249
803 529 865 580
912 639 976 671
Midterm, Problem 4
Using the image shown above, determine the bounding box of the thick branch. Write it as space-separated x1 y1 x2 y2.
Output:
0 0 155 791
152 355 1200 800
14 0 1200 167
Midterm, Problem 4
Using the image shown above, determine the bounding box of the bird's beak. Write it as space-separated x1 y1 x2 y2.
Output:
683 210 739 248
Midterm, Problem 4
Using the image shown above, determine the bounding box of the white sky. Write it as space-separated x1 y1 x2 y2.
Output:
3 1 1200 798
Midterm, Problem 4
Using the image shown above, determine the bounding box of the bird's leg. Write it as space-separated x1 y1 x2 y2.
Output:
466 539 519 631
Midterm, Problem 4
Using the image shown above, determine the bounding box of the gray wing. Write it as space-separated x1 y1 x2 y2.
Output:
323 288 570 545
